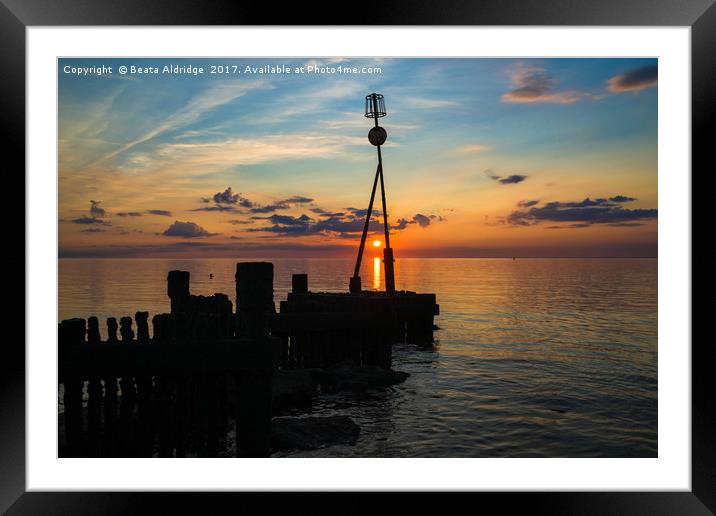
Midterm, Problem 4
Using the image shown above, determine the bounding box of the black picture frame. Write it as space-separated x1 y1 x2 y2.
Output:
4 0 709 513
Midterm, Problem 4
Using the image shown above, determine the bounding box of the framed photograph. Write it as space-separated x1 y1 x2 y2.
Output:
6 0 708 513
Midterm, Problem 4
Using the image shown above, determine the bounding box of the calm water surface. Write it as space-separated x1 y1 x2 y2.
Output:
59 258 657 457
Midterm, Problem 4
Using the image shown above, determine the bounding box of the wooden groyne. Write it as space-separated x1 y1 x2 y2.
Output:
58 261 438 458
273 274 439 369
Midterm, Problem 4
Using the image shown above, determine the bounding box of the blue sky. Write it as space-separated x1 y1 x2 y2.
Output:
58 57 658 257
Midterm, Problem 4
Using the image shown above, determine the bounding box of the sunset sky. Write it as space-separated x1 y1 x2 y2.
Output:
58 57 658 258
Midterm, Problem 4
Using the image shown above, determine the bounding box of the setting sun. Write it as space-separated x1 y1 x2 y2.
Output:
373 240 381 248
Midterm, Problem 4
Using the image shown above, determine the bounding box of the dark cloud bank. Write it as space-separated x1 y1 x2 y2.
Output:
195 187 314 214
506 196 657 228
72 200 110 226
246 207 444 237
162 220 216 238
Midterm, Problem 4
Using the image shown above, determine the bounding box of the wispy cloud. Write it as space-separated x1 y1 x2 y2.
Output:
94 81 270 164
122 133 376 173
607 66 658 93
58 57 658 258
247 80 364 124
457 144 492 154
325 114 420 130
502 65 593 104
402 97 458 109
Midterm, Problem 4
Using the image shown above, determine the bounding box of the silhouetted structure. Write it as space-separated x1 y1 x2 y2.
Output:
57 92 445 457
274 273 438 369
351 92 396 294
58 260 437 458
60 265 271 458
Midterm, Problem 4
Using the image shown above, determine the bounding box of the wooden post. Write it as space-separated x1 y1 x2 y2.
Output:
119 316 135 342
406 315 434 346
235 262 275 339
86 316 103 457
103 317 119 456
235 368 272 457
205 374 221 457
135 311 149 341
134 311 154 456
155 377 174 457
349 275 362 294
152 314 173 457
106 317 118 342
167 270 190 314
292 273 308 294
59 318 85 457
174 376 190 458
87 316 101 343
119 317 136 398
118 316 136 456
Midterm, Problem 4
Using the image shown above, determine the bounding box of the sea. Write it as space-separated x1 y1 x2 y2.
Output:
59 257 658 457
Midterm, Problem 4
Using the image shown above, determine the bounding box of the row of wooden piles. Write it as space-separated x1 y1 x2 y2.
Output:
59 311 272 458
58 261 438 458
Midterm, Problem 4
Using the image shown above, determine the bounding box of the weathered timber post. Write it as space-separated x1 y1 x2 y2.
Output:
235 262 275 339
134 311 154 456
119 316 135 342
59 318 85 457
205 374 221 457
164 301 191 457
174 375 190 458
167 270 191 314
379 326 392 369
118 316 137 456
234 262 274 456
393 317 407 344
106 317 118 342
406 315 434 346
86 316 103 457
292 273 308 294
152 314 174 456
103 317 119 456
118 316 136 399
210 293 234 338
152 314 170 342
235 369 272 457
135 311 149 341
87 316 101 342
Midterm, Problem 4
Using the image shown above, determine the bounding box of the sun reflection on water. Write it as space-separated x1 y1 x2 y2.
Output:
373 256 381 290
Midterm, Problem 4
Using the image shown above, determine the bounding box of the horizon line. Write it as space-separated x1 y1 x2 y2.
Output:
58 255 658 260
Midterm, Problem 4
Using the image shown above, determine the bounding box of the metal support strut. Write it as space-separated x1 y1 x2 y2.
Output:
350 93 396 294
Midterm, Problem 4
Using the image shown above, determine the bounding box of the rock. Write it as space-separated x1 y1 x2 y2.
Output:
271 369 317 412
320 363 409 393
271 364 410 411
271 416 360 451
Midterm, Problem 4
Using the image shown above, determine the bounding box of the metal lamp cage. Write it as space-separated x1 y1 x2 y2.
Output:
365 93 387 118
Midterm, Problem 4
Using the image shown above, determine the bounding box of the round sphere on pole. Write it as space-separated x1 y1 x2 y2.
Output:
368 126 387 146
